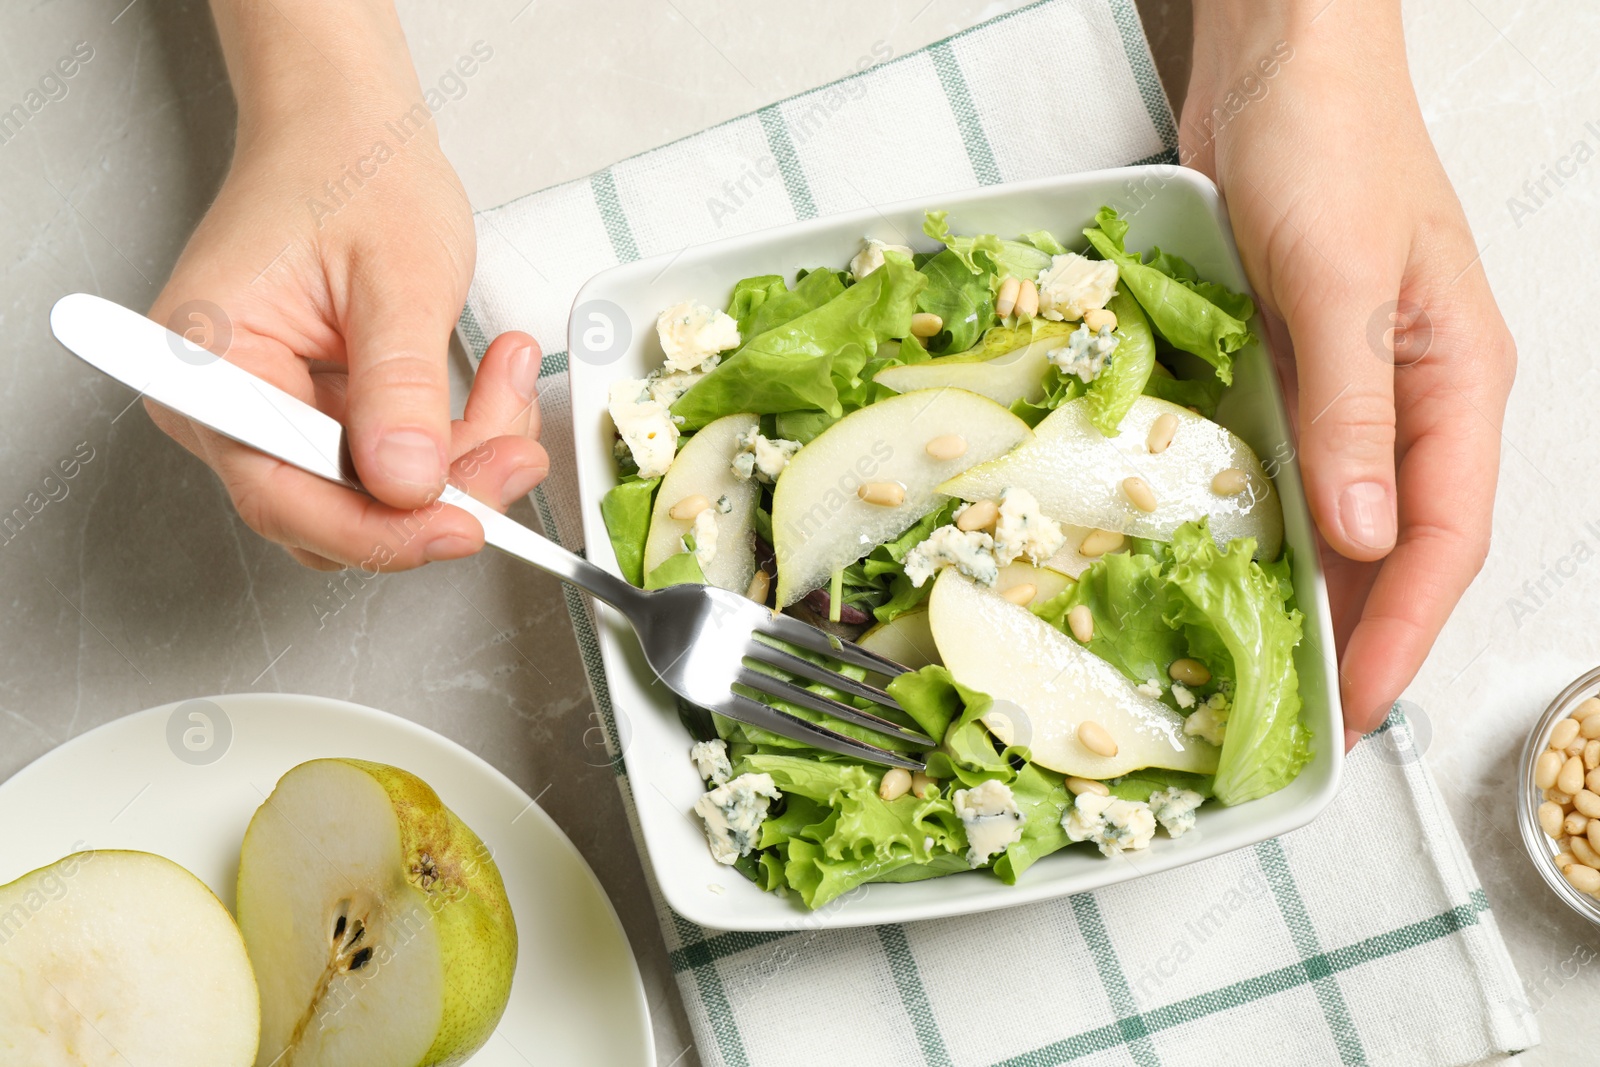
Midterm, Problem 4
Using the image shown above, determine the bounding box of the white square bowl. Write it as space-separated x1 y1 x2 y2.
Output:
567 166 1344 931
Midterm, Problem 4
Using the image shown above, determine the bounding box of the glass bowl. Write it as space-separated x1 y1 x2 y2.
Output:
1517 665 1600 926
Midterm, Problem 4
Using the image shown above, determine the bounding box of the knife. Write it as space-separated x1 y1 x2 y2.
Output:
48 292 614 593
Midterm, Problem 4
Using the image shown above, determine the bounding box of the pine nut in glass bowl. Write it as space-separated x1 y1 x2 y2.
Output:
1518 666 1600 925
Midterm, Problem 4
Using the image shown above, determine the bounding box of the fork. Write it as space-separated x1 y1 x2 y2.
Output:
49 293 930 769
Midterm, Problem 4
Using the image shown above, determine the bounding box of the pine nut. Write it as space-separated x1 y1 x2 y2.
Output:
1170 658 1212 686
1122 476 1158 513
1574 697 1600 721
1560 755 1586 795
1536 749 1564 789
1566 811 1589 837
1146 413 1179 454
1211 468 1249 496
1570 739 1589 758
1540 801 1565 837
1572 835 1600 869
1547 787 1574 806
879 767 912 801
1555 851 1577 870
1079 528 1126 558
669 494 712 520
1565 863 1600 894
956 499 1000 532
1002 583 1037 606
1067 604 1094 643
1078 720 1118 757
910 312 944 338
745 569 771 604
1553 718 1581 749
925 434 968 461
1582 715 1600 740
1584 741 1599 770
1066 776 1110 797
1016 278 1039 319
1083 308 1117 332
1588 768 1600 793
996 275 1021 318
858 481 905 507
1576 790 1600 819
1588 818 1600 854
911 771 937 799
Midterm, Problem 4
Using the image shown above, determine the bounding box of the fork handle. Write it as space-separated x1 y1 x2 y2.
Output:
442 486 645 611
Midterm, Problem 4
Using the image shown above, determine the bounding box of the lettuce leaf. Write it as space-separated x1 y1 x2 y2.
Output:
922 210 1054 284
1082 206 1254 385
915 248 997 353
1107 768 1214 803
672 253 926 430
643 548 705 589
1085 287 1157 435
837 499 962 622
1165 522 1310 805
1033 548 1186 688
599 476 659 586
726 268 845 339
1141 368 1223 418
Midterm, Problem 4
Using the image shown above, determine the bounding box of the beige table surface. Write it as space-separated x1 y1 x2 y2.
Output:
1 1 1592 1064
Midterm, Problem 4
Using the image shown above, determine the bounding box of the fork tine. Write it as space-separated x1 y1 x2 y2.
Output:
712 692 926 770
736 666 934 747
745 638 906 712
754 610 913 678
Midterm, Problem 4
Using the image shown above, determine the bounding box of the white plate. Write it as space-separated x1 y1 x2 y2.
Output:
568 166 1344 931
0 692 653 1066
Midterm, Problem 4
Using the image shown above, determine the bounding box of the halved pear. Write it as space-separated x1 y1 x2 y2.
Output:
929 569 1218 778
772 388 1031 606
0 850 259 1066
939 395 1283 558
237 759 517 1067
873 323 1076 408
642 412 760 592
859 610 940 670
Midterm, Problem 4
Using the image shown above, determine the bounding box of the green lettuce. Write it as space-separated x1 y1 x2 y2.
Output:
837 499 962 622
1141 368 1223 418
672 253 926 430
599 476 659 586
1033 548 1186 688
915 248 997 353
643 547 705 589
726 268 845 339
1085 287 1157 435
1165 522 1309 805
922 210 1055 285
1107 768 1215 803
1082 206 1254 385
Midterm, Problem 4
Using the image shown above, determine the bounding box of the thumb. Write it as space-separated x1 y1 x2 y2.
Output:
1282 275 1401 562
341 259 461 510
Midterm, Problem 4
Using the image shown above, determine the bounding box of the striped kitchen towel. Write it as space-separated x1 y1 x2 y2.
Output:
458 1 1537 1063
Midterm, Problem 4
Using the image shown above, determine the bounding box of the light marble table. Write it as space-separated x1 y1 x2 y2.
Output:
0 1 1592 1064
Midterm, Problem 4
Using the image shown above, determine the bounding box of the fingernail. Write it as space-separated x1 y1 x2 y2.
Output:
1344 728 1364 752
509 344 539 402
501 462 546 507
423 534 477 562
1338 481 1396 552
375 430 444 489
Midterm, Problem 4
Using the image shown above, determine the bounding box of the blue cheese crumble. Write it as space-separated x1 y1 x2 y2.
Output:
690 739 733 785
952 779 1025 867
607 379 678 479
732 427 802 482
1135 678 1164 699
993 487 1067 565
1184 697 1228 746
1148 787 1205 838
1048 323 1120 383
1037 253 1118 321
1062 792 1156 857
1171 682 1196 709
657 300 741 374
850 237 914 281
905 526 999 588
693 772 780 865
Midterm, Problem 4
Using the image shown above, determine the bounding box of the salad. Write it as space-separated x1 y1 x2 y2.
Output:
600 206 1310 910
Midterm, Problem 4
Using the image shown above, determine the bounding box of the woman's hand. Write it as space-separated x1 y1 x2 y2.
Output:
1184 0 1516 739
149 0 548 571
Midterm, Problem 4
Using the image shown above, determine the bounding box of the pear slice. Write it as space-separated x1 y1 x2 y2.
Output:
238 759 517 1067
929 569 1218 778
996 561 1074 604
939 395 1283 559
1038 524 1101 578
0 850 259 1066
872 323 1076 408
642 412 760 592
772 388 1031 606
859 610 940 671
